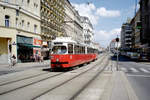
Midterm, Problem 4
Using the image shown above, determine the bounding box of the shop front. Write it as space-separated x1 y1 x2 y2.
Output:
33 38 42 62
17 35 33 63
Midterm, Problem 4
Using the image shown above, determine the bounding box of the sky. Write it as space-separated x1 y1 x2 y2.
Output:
69 0 139 48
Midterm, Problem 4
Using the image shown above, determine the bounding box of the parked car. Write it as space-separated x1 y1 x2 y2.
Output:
130 52 140 60
113 52 120 57
139 53 149 61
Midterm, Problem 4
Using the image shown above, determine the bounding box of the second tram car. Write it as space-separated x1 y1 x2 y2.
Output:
50 37 98 70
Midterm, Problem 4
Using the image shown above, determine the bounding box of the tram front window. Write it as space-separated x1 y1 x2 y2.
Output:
52 46 67 54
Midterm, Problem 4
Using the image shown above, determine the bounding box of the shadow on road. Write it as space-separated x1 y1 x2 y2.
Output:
42 67 75 72
110 55 131 62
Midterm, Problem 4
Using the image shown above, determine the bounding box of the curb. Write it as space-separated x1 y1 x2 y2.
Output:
100 71 139 100
120 71 139 100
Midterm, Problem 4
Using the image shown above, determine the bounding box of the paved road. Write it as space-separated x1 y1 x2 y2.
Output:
0 54 113 100
112 55 150 100
0 61 50 76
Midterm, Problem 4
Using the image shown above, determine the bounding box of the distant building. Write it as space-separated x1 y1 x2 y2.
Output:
93 42 101 52
81 16 94 46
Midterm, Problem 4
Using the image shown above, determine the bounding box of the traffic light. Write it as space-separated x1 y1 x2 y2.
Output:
136 21 142 29
116 37 119 42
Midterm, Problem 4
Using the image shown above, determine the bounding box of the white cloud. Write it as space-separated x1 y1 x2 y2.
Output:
72 3 99 25
96 7 120 17
72 3 121 47
94 28 121 47
72 3 121 25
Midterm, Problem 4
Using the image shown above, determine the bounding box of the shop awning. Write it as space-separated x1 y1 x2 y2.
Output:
18 43 41 48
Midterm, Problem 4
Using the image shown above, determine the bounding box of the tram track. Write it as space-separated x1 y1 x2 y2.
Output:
32 54 108 100
69 57 109 100
0 71 64 95
0 54 107 100
0 72 49 86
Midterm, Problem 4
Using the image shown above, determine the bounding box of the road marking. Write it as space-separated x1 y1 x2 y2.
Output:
104 67 109 71
130 68 139 72
139 68 150 73
120 67 127 72
127 74 150 77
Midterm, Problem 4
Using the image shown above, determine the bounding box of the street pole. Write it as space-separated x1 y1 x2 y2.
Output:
116 36 119 71
117 41 119 71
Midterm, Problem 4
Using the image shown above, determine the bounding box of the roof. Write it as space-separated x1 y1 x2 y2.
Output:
52 37 77 43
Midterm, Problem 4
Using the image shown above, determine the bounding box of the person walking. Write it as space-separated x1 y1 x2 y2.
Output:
11 54 16 66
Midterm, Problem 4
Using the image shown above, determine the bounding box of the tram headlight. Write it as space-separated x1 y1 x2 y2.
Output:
70 55 72 59
56 58 59 62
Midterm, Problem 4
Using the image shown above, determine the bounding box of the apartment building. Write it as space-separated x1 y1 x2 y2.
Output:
81 16 94 45
121 22 132 51
41 0 65 41
130 10 141 51
0 0 41 64
139 0 150 55
64 0 83 43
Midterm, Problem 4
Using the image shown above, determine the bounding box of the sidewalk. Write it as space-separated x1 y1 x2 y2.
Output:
0 60 50 76
101 60 139 100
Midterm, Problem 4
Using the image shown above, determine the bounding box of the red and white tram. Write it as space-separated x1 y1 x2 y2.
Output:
50 37 98 70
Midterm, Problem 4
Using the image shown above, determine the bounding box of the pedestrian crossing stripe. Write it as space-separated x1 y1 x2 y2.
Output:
139 68 150 73
120 68 127 72
120 67 150 73
130 68 138 72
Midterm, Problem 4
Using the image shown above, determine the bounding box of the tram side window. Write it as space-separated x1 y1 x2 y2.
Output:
81 46 85 54
68 44 73 54
87 47 90 53
74 45 79 54
79 46 82 54
87 47 94 53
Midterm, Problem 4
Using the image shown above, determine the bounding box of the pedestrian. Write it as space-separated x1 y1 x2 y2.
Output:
11 54 16 66
40 55 44 62
35 54 38 62
37 54 40 62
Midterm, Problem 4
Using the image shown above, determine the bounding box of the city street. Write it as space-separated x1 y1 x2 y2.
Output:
0 53 113 100
0 53 150 100
1 0 150 100
115 56 150 100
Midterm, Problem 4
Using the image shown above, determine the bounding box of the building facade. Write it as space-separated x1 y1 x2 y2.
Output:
121 21 132 51
40 0 65 59
64 0 76 38
81 16 94 46
64 0 83 43
0 0 41 64
41 0 65 41
130 10 141 52
140 0 150 55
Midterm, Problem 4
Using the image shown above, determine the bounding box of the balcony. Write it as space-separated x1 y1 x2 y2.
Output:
125 29 132 33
